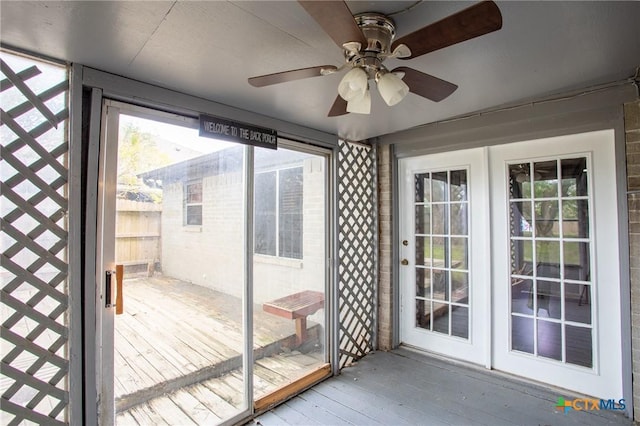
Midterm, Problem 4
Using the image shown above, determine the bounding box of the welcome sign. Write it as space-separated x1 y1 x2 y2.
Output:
199 114 278 150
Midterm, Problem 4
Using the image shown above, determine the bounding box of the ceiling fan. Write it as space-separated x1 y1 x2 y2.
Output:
248 0 502 117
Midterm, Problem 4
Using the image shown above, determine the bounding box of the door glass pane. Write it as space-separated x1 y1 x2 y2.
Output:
413 169 470 339
432 204 448 235
507 156 593 368
511 201 532 237
533 160 558 198
535 241 560 278
563 241 590 280
512 316 534 354
253 147 328 402
416 299 431 329
451 306 469 339
432 302 449 334
432 236 447 267
562 200 590 238
511 279 533 315
565 283 591 324
509 163 532 199
432 269 448 301
449 170 467 201
451 237 468 270
114 114 246 424
561 158 588 197
415 236 431 266
535 281 560 320
537 320 562 361
534 200 559 238
511 240 533 276
255 171 277 255
416 268 432 298
566 325 592 367
432 172 448 202
278 167 303 259
415 173 431 202
450 203 468 235
415 205 431 234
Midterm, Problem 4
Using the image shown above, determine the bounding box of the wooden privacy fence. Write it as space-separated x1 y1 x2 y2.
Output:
116 199 161 273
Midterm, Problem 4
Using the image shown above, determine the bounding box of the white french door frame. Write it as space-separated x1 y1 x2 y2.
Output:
490 129 623 399
398 148 491 367
397 129 624 400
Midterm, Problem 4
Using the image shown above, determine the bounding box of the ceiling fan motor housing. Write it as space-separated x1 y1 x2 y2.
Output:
355 13 396 53
348 13 397 77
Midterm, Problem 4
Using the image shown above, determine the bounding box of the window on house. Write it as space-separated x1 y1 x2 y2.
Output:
255 167 303 259
185 180 203 225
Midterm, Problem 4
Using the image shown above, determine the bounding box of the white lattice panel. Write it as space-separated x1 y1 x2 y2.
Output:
1 52 70 425
337 140 376 368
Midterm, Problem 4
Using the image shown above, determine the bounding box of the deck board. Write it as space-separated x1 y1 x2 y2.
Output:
149 395 200 426
115 276 325 423
253 349 632 426
298 389 387 425
168 389 220 425
310 380 423 425
265 402 323 425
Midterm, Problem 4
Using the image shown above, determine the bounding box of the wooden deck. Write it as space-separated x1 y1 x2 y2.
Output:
252 348 632 426
114 276 325 424
114 277 631 425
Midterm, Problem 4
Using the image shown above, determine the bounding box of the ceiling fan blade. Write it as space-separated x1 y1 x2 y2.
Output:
328 95 348 117
391 1 502 60
298 0 367 50
392 67 458 102
248 65 337 87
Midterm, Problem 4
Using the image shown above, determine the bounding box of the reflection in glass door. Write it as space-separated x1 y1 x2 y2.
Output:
98 102 333 424
252 145 330 409
399 148 489 367
414 170 470 338
99 105 249 425
491 130 622 399
509 158 593 367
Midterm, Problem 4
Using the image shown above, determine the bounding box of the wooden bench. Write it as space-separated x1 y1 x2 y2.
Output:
262 290 325 345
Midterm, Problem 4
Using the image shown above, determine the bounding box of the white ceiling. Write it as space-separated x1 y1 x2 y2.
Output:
1 1 639 141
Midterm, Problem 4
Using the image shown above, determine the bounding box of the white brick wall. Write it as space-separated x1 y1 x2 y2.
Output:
160 157 326 306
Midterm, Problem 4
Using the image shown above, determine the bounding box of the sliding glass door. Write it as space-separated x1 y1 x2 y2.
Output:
95 101 331 425
252 146 330 410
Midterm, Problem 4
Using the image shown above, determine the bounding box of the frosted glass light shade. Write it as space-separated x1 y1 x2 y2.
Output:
377 72 409 106
346 88 371 114
338 67 368 101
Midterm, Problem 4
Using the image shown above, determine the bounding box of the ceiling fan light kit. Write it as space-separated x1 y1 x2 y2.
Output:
338 67 369 101
376 70 410 107
346 84 371 114
249 1 502 117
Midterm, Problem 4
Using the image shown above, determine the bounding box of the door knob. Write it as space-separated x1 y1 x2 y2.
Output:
401 259 409 266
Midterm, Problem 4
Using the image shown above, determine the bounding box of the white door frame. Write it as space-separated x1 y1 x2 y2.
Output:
398 130 623 399
490 129 622 399
95 103 119 424
398 148 491 367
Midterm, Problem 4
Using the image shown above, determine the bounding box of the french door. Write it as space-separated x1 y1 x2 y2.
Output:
95 101 330 425
399 148 490 366
399 130 623 399
491 130 622 399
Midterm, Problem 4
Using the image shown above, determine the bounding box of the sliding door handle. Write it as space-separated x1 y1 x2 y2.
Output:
105 270 114 307
116 264 124 315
